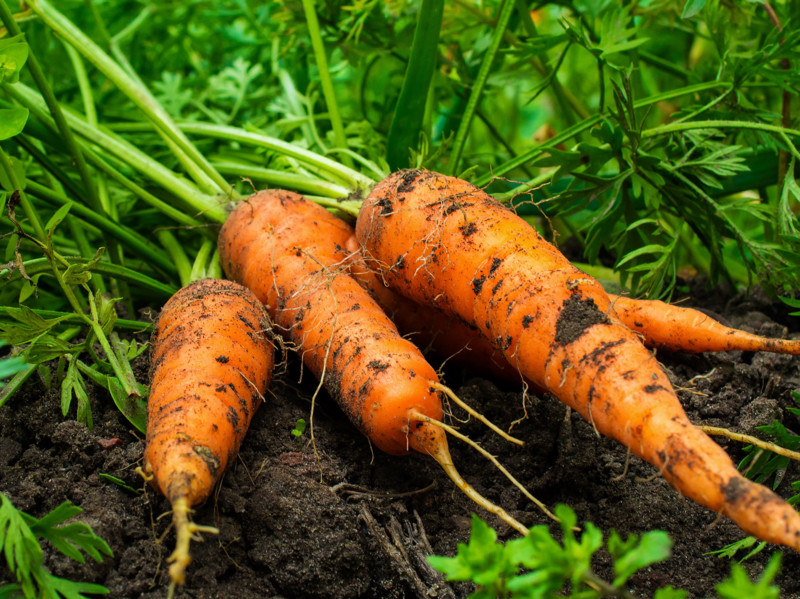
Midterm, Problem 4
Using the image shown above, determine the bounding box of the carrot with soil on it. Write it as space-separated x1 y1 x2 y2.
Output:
218 189 547 534
344 234 520 382
140 278 275 595
355 169 800 552
348 234 800 376
607 294 800 354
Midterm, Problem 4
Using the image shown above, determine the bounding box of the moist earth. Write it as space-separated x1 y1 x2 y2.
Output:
2 281 800 598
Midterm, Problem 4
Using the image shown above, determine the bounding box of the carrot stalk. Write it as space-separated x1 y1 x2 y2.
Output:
608 294 800 354
142 279 274 589
355 169 800 551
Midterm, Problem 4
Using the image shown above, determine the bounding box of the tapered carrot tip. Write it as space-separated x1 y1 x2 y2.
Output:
408 415 530 536
166 496 218 597
721 477 800 552
608 295 800 354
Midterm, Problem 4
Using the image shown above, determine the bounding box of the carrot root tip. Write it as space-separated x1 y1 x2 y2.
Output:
167 497 219 588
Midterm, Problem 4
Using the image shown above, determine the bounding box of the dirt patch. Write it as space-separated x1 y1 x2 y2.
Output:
554 293 610 346
1 285 800 598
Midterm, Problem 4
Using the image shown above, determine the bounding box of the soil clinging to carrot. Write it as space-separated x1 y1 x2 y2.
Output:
553 294 611 346
1 283 800 598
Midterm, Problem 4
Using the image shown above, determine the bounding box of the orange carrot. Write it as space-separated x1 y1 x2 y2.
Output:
355 169 800 551
607 294 800 354
142 278 274 592
344 234 518 380
218 189 530 533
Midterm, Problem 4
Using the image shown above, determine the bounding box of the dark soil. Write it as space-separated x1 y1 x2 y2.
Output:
2 282 800 598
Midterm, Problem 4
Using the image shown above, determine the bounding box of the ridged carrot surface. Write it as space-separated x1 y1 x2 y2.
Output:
217 190 444 456
355 169 800 552
143 278 274 587
344 234 517 381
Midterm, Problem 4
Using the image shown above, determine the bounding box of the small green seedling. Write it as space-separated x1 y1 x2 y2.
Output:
0 492 112 599
291 418 307 438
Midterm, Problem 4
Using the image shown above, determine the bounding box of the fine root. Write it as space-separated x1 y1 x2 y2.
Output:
166 497 219 599
431 381 524 446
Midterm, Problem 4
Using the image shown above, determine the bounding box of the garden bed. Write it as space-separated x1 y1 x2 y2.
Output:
2 282 799 598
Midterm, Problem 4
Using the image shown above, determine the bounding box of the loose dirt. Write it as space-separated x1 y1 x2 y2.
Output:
2 281 799 598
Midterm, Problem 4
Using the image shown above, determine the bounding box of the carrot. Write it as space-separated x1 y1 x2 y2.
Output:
344 234 518 380
218 189 536 534
355 169 800 551
141 278 274 593
607 294 800 354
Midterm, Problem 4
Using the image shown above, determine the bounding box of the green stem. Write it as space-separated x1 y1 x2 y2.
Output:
642 120 800 160
213 161 351 197
7 82 225 223
66 216 106 294
492 170 554 203
207 249 222 280
25 179 176 274
157 230 193 288
28 0 229 194
110 4 154 45
174 121 374 191
300 0 351 167
189 240 214 282
83 289 139 397
474 81 731 186
75 358 109 388
1 257 178 298
0 146 46 241
386 0 444 170
5 308 150 331
0 0 99 211
83 0 220 193
450 0 517 173
108 330 139 393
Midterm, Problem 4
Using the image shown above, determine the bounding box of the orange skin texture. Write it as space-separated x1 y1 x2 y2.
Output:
608 294 800 354
144 279 274 506
355 169 800 551
344 235 518 381
218 190 444 456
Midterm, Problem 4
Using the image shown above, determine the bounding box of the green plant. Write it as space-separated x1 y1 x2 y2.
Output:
428 504 782 598
0 340 24 380
0 492 112 599
291 417 307 438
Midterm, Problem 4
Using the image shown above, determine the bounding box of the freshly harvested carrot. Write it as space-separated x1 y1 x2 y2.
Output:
607 294 800 354
355 169 800 551
141 278 274 592
344 234 518 381
218 189 535 533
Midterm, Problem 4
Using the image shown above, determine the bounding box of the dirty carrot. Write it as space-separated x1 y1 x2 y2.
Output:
141 278 274 593
218 189 542 534
607 294 800 354
355 169 800 551
344 234 518 381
